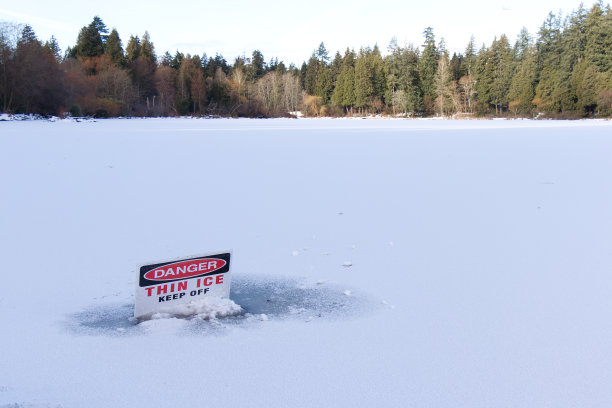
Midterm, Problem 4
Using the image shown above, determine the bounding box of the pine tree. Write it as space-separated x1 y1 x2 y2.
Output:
403 45 423 114
368 44 386 106
43 36 61 62
91 16 109 44
140 31 156 62
330 51 342 86
18 25 38 46
490 35 515 114
160 51 172 67
556 6 589 112
74 17 105 58
385 41 422 115
105 29 125 66
473 43 492 113
354 49 373 113
125 35 140 63
514 27 532 62
171 51 183 70
384 38 402 108
315 64 332 103
299 62 307 89
534 12 563 112
331 48 355 113
316 42 330 64
420 27 439 112
450 53 463 81
304 54 319 95
463 35 477 76
508 38 537 115
248 50 265 80
585 2 610 72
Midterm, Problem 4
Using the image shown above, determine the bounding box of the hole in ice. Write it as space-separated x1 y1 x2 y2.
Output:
65 275 369 336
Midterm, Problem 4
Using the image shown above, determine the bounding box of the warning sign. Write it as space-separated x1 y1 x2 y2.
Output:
134 252 232 319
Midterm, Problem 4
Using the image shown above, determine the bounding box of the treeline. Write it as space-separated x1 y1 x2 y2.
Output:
0 17 302 117
0 1 611 118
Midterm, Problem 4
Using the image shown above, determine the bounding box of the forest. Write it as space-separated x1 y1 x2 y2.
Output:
0 1 611 118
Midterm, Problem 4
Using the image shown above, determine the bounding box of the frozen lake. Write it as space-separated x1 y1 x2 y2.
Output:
1 118 612 407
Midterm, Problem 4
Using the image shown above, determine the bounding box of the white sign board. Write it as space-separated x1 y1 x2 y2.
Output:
134 252 232 319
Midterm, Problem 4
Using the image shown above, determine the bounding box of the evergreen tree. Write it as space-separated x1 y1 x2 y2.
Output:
508 39 537 115
125 35 140 63
331 48 356 113
458 37 477 113
420 27 439 111
304 54 319 95
171 51 183 70
300 62 307 89
450 53 463 81
91 16 109 44
43 36 61 62
384 38 403 107
316 42 330 64
554 6 589 112
206 54 228 77
74 25 103 57
140 31 156 62
315 64 332 103
572 60 600 114
354 49 373 112
267 57 278 72
248 50 265 80
18 25 38 46
585 2 610 71
385 41 422 115
73 17 110 58
306 43 333 102
490 35 515 114
514 27 532 61
330 51 342 86
105 29 125 66
368 44 386 106
534 12 563 112
160 52 172 66
463 35 477 76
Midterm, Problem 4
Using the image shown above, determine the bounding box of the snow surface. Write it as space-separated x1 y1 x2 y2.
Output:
1 118 612 407
148 297 243 320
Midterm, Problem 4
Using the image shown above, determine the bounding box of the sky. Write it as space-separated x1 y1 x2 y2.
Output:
0 0 595 65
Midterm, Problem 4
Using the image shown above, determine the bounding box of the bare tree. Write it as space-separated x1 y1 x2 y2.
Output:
190 68 206 114
282 72 303 112
96 59 135 114
434 53 459 116
256 71 277 112
391 89 408 116
0 22 22 112
459 74 476 113
154 65 176 115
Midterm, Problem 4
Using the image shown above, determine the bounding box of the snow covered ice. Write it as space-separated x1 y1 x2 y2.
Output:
1 118 612 407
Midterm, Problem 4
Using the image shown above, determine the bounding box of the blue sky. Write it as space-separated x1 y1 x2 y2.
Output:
0 0 594 64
